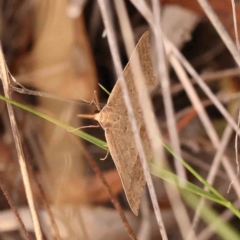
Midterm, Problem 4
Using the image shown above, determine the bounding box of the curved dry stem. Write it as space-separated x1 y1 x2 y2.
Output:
0 178 30 240
0 46 43 240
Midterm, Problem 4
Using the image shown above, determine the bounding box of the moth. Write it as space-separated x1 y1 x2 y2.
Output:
79 32 156 215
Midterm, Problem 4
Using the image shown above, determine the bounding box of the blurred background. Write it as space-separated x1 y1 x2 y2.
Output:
1 0 240 239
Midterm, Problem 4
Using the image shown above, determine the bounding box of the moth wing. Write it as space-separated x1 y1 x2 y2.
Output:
103 32 155 215
105 129 145 215
107 32 155 111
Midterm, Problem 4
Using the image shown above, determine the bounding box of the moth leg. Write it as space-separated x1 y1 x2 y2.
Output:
90 90 100 111
81 90 101 111
68 125 100 132
100 150 109 160
91 90 101 112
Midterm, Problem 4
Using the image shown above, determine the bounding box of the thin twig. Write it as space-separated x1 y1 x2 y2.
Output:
164 39 219 152
162 39 240 237
131 0 239 135
10 73 105 107
0 45 43 240
0 178 30 240
196 0 240 67
151 0 186 182
175 91 240 121
170 67 240 95
228 108 240 192
129 1 195 238
181 151 228 180
137 189 151 240
164 182 197 240
164 39 240 239
167 39 221 240
167 38 239 133
97 1 168 239
114 2 170 235
127 2 240 236
79 144 137 240
230 0 240 50
151 0 194 238
189 110 236 239
164 38 240 197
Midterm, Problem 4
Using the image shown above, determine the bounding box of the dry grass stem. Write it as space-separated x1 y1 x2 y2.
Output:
166 38 239 134
97 0 168 239
164 182 197 240
182 151 228 180
0 178 30 240
126 1 196 237
152 33 240 238
165 40 220 149
171 67 240 95
151 0 186 182
137 189 151 240
196 0 240 66
228 108 240 192
162 39 240 235
188 111 236 239
130 0 239 135
0 46 43 240
164 39 240 202
230 0 240 50
116 0 195 238
10 74 95 107
175 92 240 121
130 0 154 27
150 2 194 237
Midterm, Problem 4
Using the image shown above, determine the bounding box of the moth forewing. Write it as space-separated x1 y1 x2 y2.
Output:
78 32 155 215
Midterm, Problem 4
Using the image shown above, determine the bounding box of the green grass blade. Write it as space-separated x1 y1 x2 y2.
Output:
0 94 108 150
98 83 110 95
183 191 240 240
150 164 240 218
2 93 240 218
162 142 225 201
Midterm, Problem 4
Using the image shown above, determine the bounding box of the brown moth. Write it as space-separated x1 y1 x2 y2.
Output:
78 32 156 215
